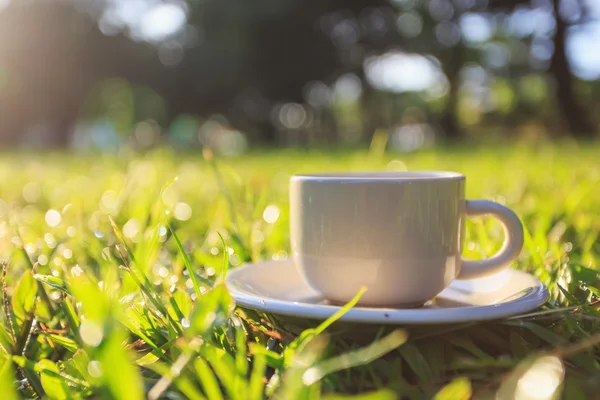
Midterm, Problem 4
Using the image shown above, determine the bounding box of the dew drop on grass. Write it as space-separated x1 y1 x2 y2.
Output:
94 231 104 238
159 226 167 236
87 361 102 378
181 318 190 328
101 247 111 261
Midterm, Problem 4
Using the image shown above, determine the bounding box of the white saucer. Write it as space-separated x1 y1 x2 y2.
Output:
225 259 549 325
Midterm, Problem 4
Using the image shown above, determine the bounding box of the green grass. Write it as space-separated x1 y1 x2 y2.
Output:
1 141 600 399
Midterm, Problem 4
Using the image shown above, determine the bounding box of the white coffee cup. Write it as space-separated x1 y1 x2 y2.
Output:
289 171 524 308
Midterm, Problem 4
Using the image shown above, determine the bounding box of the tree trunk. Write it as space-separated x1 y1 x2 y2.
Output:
550 0 596 137
360 81 387 145
439 43 465 140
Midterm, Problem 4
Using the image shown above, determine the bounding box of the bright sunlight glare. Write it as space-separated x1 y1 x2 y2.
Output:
139 3 186 42
515 356 564 400
364 52 446 93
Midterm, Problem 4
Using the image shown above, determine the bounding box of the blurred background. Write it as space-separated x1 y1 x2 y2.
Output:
0 0 598 154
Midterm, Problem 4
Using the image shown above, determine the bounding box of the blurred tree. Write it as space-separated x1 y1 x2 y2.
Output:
549 0 596 136
488 0 597 137
0 0 597 148
0 2 166 147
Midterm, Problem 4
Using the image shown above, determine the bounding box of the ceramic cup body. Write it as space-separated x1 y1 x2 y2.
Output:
289 172 524 307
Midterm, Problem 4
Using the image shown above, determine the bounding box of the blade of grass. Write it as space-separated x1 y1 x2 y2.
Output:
321 389 397 400
13 356 45 398
284 288 367 366
148 345 196 400
248 344 267 400
34 274 70 295
205 149 239 233
302 330 408 385
0 357 18 400
314 288 366 336
19 247 55 319
216 232 229 283
433 377 472 400
168 224 208 297
1 261 15 342
13 314 35 356
201 346 239 400
109 216 136 262
194 357 224 400
60 298 82 346
12 355 91 389
397 342 434 383
112 236 183 336
145 361 207 400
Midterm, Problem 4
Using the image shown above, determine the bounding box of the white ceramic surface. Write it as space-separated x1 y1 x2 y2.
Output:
289 171 524 307
225 259 549 325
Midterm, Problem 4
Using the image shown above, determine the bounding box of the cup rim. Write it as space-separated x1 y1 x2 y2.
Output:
291 171 465 182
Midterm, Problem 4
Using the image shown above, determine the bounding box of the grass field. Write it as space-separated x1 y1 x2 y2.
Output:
1 141 600 399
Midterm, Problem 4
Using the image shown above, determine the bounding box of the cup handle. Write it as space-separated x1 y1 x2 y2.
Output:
457 200 524 280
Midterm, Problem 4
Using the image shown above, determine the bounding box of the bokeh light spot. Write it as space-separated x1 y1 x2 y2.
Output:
263 205 280 224
174 202 192 221
45 209 61 227
80 321 103 347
